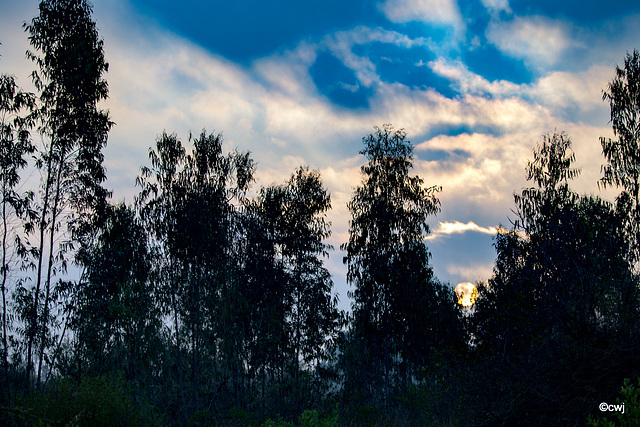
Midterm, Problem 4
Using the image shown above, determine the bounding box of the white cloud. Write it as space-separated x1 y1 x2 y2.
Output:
446 262 495 283
533 65 611 114
429 58 521 95
378 0 463 30
1 0 626 308
434 220 498 236
487 16 575 66
480 0 511 14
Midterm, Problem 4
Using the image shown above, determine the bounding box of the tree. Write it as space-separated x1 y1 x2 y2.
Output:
472 131 638 425
341 125 455 407
72 203 160 384
21 0 112 388
279 168 339 381
0 73 35 397
135 131 186 414
136 129 254 416
235 167 341 415
600 49 640 264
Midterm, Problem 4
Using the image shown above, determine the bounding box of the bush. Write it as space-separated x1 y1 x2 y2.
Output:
4 372 161 426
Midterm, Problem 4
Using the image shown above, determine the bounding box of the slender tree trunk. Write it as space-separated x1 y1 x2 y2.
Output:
26 141 55 392
171 280 185 411
37 151 65 387
1 192 10 399
45 300 70 387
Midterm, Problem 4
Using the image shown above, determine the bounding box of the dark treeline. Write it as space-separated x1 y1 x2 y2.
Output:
1 1 640 425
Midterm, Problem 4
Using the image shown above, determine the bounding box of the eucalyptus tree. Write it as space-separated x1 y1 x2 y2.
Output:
21 0 112 388
0 73 35 395
472 131 636 425
234 167 340 414
341 125 454 406
177 129 253 408
600 49 640 264
136 131 186 410
279 167 340 384
72 203 160 384
136 129 254 413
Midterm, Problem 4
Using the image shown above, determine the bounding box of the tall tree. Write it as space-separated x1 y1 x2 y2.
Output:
237 184 289 409
0 73 35 397
600 49 640 264
136 131 186 413
136 129 254 416
233 167 340 416
22 0 112 388
472 131 637 425
280 167 339 380
341 125 452 406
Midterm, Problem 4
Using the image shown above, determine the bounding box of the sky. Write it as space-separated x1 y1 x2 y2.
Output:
1 0 639 312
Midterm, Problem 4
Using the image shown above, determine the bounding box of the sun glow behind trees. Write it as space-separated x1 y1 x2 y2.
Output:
454 282 477 307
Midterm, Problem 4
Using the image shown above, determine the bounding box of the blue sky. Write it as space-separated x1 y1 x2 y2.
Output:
1 0 639 311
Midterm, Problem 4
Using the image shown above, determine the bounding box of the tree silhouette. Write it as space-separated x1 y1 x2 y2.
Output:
600 49 640 265
341 124 453 407
22 0 112 388
0 73 35 397
472 131 637 425
72 203 160 385
136 129 255 416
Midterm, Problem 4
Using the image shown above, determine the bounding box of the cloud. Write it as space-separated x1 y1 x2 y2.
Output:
434 220 498 235
532 65 611 115
2 0 630 308
480 0 511 14
486 16 575 66
378 0 463 30
426 220 501 242
429 58 522 95
446 262 495 282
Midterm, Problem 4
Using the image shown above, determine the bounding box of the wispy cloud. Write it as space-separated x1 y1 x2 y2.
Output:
446 262 494 283
378 0 464 30
480 0 511 14
487 16 575 66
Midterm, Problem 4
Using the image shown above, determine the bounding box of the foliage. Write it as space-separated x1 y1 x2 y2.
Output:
19 0 113 389
341 124 463 409
234 166 341 418
471 131 639 425
0 73 35 399
136 129 255 416
262 409 338 427
71 203 161 384
0 372 161 426
600 49 640 264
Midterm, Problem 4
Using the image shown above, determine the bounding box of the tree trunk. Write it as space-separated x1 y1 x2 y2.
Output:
37 153 65 387
26 140 54 392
